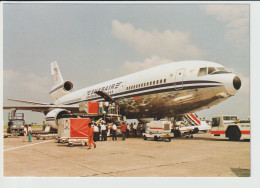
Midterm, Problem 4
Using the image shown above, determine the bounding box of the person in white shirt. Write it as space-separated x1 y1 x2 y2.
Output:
126 123 130 138
133 123 137 138
100 121 107 141
23 125 28 142
93 123 99 142
104 102 109 114
112 123 117 141
99 102 103 114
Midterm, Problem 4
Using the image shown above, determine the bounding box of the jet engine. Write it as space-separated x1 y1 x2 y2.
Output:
49 81 73 101
45 109 71 129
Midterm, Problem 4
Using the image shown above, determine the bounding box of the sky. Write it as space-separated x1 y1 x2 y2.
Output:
2 2 250 125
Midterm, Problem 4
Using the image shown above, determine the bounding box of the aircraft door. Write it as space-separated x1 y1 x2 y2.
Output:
175 68 185 90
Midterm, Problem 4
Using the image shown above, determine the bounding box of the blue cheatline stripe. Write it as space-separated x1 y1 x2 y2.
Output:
62 80 223 105
64 83 222 105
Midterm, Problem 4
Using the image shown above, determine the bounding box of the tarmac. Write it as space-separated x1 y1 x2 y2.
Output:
3 133 250 177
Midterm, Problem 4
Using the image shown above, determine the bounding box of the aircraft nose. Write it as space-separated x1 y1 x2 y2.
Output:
233 76 241 90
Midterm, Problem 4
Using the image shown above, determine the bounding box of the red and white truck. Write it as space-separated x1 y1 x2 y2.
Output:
210 115 250 141
143 120 173 142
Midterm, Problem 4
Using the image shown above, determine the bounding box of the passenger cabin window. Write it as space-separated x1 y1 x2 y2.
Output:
164 79 166 83
198 67 207 76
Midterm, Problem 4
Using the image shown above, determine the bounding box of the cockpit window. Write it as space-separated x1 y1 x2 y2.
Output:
198 67 207 76
211 67 230 74
208 67 216 74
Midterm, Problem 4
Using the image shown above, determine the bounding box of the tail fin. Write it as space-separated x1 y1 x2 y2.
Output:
51 61 64 85
49 61 73 101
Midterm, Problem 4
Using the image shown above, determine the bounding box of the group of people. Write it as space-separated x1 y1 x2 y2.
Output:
23 124 32 142
87 120 118 149
98 101 117 115
87 121 147 148
125 122 147 138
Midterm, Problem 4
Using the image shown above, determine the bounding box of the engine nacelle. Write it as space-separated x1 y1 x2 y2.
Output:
45 109 70 129
49 81 73 101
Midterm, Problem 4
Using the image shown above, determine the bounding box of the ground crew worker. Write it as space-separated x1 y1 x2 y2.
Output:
93 123 99 142
121 122 127 141
87 123 96 149
28 124 32 142
112 123 117 141
99 101 103 114
133 122 137 138
23 125 28 142
100 121 107 141
126 123 130 138
104 101 109 114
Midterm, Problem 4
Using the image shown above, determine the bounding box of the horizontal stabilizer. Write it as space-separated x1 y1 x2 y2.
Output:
8 99 51 105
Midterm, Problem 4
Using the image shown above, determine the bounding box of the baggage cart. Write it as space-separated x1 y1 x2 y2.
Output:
58 118 91 146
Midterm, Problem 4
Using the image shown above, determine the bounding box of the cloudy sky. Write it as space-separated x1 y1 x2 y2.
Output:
3 3 250 124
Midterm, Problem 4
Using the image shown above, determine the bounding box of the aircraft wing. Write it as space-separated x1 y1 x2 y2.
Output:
7 99 52 105
3 105 80 114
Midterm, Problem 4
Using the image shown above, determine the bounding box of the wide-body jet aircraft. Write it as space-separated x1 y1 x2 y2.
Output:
4 60 241 129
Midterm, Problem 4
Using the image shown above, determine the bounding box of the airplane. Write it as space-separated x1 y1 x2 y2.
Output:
3 60 241 129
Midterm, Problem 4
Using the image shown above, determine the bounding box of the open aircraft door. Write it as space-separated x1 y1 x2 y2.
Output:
175 68 185 90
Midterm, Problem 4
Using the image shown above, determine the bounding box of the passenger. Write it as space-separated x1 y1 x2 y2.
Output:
100 121 106 141
126 123 130 138
28 124 32 142
121 122 127 141
93 123 99 142
133 122 137 138
112 123 117 141
87 123 96 149
23 125 28 142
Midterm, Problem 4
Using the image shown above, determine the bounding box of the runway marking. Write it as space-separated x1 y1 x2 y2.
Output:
4 140 54 152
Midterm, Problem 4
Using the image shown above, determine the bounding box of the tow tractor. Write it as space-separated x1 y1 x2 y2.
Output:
211 115 250 141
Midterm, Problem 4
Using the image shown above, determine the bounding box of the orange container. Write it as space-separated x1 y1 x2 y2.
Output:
87 101 99 114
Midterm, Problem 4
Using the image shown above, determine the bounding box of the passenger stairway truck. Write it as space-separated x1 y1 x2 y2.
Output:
143 120 173 142
211 115 250 141
58 118 91 146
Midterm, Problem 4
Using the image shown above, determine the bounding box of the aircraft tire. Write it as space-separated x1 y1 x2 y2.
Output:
154 136 158 141
173 130 181 138
143 135 147 140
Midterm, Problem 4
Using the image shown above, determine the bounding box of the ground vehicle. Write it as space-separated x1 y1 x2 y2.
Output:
7 111 25 135
143 120 173 142
211 115 250 141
